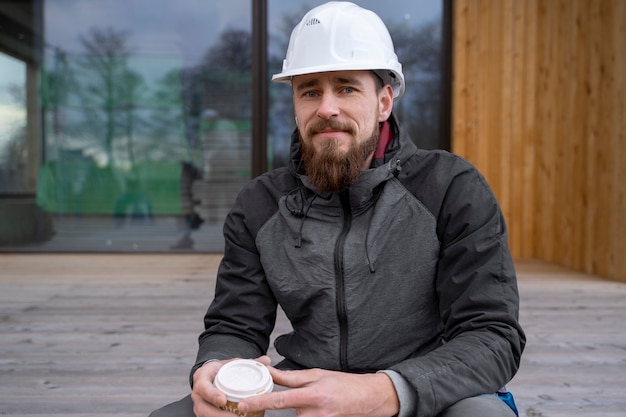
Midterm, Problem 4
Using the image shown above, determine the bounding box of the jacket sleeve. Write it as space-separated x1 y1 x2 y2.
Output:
189 179 279 386
390 155 526 417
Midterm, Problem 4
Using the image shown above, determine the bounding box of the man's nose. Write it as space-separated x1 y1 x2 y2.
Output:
316 93 339 120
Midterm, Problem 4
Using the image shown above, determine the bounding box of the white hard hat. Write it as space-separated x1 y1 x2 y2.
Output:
272 1 405 99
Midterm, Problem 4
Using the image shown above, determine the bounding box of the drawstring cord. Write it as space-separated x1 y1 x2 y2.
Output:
285 186 307 217
285 183 319 248
295 194 317 248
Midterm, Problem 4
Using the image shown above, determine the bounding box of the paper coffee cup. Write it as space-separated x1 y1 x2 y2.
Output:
215 359 274 417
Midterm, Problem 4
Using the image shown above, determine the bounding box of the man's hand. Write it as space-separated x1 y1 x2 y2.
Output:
238 367 400 417
191 356 272 417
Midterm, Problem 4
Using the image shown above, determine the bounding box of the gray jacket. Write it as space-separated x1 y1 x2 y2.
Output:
193 115 525 417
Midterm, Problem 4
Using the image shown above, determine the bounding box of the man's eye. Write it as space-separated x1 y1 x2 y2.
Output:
343 87 355 93
304 91 317 97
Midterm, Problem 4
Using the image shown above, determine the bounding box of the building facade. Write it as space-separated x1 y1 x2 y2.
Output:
0 0 446 252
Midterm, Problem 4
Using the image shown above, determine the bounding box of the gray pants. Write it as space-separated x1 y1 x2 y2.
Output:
149 392 516 417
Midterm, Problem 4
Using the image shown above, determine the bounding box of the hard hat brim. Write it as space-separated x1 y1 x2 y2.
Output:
272 65 405 99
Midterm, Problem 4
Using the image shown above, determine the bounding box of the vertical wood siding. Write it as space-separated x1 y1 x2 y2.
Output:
452 0 625 282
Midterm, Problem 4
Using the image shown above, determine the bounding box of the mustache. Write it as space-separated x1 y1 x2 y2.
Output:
307 120 356 137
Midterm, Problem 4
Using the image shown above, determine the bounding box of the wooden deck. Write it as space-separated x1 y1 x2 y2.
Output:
0 254 625 417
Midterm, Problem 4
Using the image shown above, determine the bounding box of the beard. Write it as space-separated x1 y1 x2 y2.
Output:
300 119 380 193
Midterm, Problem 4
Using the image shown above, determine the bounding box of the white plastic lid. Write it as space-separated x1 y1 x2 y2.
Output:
214 359 274 402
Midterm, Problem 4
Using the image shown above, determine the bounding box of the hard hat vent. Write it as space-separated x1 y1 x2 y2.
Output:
305 17 320 26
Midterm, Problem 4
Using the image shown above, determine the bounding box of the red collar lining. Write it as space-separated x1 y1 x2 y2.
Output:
374 120 393 159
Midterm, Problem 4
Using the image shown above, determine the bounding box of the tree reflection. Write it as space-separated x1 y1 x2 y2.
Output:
76 27 145 167
390 20 442 150
150 29 253 175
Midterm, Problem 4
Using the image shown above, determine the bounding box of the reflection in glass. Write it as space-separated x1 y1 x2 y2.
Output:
34 0 250 251
0 0 444 252
0 53 27 193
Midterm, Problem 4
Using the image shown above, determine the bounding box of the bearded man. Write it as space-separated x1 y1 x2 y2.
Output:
150 3 525 417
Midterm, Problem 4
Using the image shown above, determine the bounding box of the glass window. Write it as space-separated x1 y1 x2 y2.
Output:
0 52 27 193
0 0 446 252
268 0 445 169
1 0 252 252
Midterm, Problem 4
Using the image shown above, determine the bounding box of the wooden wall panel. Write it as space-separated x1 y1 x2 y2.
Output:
515 0 538 259
452 0 625 282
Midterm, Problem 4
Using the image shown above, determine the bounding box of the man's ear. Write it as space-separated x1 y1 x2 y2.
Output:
378 84 394 122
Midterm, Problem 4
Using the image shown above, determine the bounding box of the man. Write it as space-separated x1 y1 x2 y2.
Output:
150 2 525 417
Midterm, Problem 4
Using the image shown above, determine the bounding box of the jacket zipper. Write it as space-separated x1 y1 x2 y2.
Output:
335 191 351 371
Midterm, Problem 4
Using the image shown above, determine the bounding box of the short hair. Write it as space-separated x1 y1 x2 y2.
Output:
371 71 385 93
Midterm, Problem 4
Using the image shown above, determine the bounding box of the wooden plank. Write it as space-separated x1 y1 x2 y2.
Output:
519 0 538 259
1 255 626 415
611 0 626 282
595 0 624 281
452 0 480 160
475 0 491 179
494 0 513 223
451 0 469 158
509 261 626 416
508 0 523 259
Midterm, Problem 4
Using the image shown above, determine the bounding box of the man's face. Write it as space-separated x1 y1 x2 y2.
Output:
292 70 393 192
